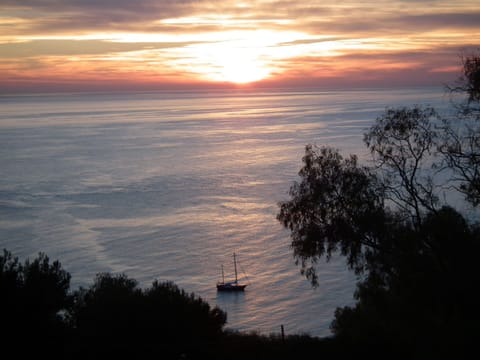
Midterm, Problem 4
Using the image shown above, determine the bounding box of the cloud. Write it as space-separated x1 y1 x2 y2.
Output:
1 1 479 90
0 39 201 58
393 12 480 30
1 0 201 35
3 1 480 37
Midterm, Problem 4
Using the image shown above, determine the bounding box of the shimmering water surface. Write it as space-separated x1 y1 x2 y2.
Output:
0 88 446 336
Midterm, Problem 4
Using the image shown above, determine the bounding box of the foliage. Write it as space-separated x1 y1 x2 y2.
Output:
278 53 480 352
449 52 480 103
0 249 72 336
2 249 336 358
278 145 386 283
331 207 478 348
69 273 227 357
364 105 440 224
70 272 142 336
1 250 228 357
441 51 480 205
144 280 227 339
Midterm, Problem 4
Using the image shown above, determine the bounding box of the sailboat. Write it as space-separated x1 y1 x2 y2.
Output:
216 253 247 291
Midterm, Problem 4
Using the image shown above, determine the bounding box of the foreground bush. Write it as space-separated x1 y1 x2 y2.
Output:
70 273 226 357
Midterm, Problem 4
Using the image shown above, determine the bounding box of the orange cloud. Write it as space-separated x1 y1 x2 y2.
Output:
1 1 479 92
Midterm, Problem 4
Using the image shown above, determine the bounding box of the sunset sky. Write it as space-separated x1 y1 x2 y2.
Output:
1 0 480 92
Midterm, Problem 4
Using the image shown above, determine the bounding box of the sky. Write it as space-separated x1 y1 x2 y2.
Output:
1 0 480 92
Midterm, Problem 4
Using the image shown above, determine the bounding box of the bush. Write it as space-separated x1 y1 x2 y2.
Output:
70 273 227 357
0 249 71 336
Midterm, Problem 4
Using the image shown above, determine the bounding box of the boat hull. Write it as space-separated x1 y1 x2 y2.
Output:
216 283 247 291
217 253 247 291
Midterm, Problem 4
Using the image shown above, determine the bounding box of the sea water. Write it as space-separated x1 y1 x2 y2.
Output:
0 87 447 336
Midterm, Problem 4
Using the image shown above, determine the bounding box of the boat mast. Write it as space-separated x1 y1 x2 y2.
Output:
221 264 225 284
233 252 238 284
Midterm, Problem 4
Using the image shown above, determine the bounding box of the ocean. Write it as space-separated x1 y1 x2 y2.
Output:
0 87 447 337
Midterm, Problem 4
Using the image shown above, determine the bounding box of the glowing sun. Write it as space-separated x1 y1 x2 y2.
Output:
182 31 280 84
166 29 308 84
211 49 271 83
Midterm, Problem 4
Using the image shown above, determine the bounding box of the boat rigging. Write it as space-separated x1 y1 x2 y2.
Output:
216 252 247 292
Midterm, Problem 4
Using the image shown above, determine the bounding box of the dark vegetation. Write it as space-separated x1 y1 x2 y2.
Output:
0 249 333 359
278 52 480 357
2 53 479 359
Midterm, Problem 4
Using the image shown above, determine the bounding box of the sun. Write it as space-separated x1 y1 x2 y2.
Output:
181 32 277 84
210 48 271 84
167 29 309 84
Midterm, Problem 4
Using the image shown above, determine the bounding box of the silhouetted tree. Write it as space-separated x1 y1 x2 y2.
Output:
364 106 440 225
278 54 480 354
277 145 386 284
70 273 227 357
440 51 480 205
143 280 227 341
0 250 71 333
449 51 480 103
1 250 229 357
1 249 72 359
331 207 478 348
71 273 142 337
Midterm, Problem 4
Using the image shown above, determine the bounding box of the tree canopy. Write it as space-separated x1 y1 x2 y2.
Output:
0 249 71 336
0 250 227 358
70 273 226 340
278 52 480 354
1 250 330 359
